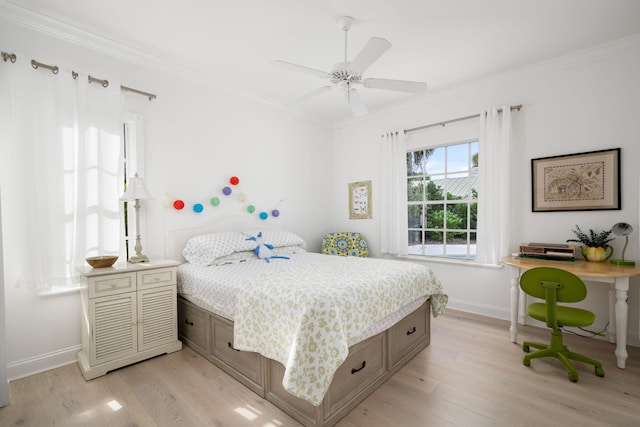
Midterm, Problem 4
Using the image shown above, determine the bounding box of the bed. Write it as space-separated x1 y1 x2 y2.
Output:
166 217 447 427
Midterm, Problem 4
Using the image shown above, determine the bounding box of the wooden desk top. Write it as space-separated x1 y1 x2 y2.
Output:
500 255 640 279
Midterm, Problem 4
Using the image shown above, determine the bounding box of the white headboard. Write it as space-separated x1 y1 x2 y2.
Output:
164 215 285 262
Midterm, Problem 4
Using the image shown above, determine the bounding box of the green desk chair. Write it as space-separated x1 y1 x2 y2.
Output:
520 267 605 382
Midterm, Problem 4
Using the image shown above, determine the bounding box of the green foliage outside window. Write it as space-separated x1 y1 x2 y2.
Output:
407 143 478 256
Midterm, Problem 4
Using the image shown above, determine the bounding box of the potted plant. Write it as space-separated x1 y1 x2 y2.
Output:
566 225 615 262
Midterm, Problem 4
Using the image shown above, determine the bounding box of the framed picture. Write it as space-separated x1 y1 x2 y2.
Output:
349 181 372 219
531 148 620 212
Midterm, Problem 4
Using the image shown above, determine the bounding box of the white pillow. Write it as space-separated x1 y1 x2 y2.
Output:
272 245 306 255
211 250 257 265
242 229 306 249
182 232 255 266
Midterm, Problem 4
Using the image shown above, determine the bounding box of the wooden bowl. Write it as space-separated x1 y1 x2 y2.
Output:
85 255 118 268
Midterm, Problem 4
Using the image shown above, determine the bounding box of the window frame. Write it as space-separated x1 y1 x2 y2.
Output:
407 139 478 261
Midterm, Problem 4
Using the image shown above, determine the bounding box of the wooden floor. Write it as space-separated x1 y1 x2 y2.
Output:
1 309 639 426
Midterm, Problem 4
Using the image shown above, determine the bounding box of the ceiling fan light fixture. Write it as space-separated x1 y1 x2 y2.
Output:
271 15 427 116
337 16 354 32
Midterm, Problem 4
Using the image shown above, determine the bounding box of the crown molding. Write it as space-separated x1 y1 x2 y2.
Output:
0 1 195 78
0 1 329 127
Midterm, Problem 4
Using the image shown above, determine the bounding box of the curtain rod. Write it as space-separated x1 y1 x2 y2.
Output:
404 104 522 134
1 51 157 101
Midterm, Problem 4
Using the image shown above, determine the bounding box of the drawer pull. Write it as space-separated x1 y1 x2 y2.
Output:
184 319 194 326
406 326 417 336
228 342 241 352
351 360 366 374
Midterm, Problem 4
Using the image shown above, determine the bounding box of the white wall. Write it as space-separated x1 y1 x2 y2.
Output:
330 36 640 346
2 16 639 381
0 187 9 406
0 19 332 379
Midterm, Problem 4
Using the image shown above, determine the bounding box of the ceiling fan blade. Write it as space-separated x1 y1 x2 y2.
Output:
343 88 368 116
363 78 427 93
290 86 332 105
348 37 392 75
271 60 330 78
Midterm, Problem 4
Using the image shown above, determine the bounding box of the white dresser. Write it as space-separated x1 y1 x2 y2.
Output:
76 259 182 380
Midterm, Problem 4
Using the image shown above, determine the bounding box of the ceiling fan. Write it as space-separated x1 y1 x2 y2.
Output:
272 16 427 117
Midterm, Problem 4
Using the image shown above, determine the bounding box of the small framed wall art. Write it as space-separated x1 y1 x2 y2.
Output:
349 180 372 219
531 148 620 212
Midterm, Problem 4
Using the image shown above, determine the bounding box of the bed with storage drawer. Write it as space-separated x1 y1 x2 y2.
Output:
165 217 447 427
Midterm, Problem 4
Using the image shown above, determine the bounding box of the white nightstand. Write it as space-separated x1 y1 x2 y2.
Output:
76 259 182 380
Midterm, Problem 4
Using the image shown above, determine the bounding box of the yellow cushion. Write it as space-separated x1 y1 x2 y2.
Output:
321 232 368 257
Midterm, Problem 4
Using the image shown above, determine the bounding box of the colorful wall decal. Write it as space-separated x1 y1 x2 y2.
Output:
165 176 283 219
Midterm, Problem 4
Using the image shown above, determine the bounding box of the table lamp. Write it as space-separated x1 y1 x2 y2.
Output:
120 173 152 263
610 222 635 266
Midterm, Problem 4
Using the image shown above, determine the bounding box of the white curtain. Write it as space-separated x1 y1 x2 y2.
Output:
380 131 408 256
475 107 513 265
0 57 123 290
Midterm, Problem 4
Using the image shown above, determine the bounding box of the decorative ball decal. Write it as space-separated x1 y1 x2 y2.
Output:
162 194 173 207
165 176 283 219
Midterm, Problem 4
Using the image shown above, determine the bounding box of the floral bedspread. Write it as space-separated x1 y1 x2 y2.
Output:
233 255 447 406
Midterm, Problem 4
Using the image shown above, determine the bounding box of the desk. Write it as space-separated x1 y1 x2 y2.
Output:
501 255 640 369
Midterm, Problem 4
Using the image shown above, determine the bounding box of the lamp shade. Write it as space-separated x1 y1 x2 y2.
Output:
611 222 633 237
120 173 152 201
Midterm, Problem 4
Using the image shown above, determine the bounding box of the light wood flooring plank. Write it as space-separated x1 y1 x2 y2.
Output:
1 309 640 426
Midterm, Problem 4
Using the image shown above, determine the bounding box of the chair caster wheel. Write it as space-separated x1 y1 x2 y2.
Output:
523 357 530 367
595 366 605 377
568 372 578 382
523 345 530 353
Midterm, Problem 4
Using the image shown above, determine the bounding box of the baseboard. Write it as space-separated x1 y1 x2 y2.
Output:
7 345 81 381
445 299 511 321
446 299 640 348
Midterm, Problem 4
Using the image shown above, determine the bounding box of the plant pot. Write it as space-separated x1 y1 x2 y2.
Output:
581 246 613 262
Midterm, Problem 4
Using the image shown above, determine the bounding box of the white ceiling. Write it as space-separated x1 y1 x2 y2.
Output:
3 0 640 124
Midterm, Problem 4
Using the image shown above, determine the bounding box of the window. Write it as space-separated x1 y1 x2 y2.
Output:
407 140 478 259
122 112 144 261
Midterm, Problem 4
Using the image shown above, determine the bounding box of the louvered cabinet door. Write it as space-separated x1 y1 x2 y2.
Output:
77 260 182 380
88 292 138 366
137 285 178 352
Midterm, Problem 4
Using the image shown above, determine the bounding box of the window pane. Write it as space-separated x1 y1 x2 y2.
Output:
445 203 467 229
408 205 423 228
406 140 478 261
444 175 470 198
408 230 423 246
447 143 470 173
407 152 423 176
407 177 424 202
446 231 467 243
424 236 444 256
425 146 445 175
425 204 444 229
470 202 478 230
408 230 423 256
426 179 444 201
471 141 479 166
